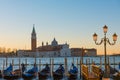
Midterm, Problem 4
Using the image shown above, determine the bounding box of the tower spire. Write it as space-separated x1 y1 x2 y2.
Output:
32 24 36 34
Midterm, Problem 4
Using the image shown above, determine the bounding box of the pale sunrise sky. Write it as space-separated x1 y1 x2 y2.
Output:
0 0 120 55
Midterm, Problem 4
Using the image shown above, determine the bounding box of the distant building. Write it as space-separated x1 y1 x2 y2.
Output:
36 38 71 57
17 25 71 57
71 48 97 57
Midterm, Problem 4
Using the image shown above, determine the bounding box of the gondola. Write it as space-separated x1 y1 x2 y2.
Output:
68 72 78 80
99 68 104 80
3 63 21 80
3 69 21 80
108 65 119 78
68 63 78 80
22 72 37 80
22 63 38 80
53 71 64 80
0 70 2 78
38 64 50 80
113 72 120 80
38 70 50 79
53 64 65 80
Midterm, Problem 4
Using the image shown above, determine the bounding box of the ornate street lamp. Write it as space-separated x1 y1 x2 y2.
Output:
93 25 117 78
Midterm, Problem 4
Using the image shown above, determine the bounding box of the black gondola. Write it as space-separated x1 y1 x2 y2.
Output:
113 72 120 80
22 73 37 80
3 69 21 80
68 72 78 80
68 63 78 80
53 72 64 80
22 63 38 80
38 71 50 79
38 64 50 80
53 64 65 80
0 70 2 78
3 64 21 80
107 65 119 78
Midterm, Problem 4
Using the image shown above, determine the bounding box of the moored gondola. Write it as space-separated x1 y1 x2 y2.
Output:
113 72 120 80
3 64 21 80
22 73 37 80
22 63 38 80
113 62 120 80
38 64 50 80
68 72 78 80
0 70 2 78
68 63 78 80
53 64 65 80
108 65 119 78
3 70 21 80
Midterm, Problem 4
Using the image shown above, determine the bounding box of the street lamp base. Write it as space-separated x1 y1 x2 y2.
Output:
102 77 110 80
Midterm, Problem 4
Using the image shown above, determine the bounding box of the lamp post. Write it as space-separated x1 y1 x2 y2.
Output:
93 25 118 78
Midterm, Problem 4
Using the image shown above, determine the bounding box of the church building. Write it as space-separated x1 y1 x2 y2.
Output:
17 25 71 57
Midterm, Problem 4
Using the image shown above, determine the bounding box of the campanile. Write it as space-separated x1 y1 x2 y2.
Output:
31 24 37 51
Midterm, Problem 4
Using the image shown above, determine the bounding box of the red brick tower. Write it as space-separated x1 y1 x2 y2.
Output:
31 24 37 51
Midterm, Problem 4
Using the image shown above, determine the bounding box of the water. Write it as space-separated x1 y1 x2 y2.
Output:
0 56 119 80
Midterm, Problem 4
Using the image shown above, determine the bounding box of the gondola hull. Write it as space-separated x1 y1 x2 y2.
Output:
68 73 77 80
0 70 2 78
38 72 50 79
113 73 120 80
53 72 64 79
22 73 37 80
3 69 21 80
3 75 20 80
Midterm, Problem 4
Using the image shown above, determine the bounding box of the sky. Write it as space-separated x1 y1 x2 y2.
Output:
0 0 120 55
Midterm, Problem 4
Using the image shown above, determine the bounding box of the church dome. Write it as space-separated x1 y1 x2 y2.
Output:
51 38 58 46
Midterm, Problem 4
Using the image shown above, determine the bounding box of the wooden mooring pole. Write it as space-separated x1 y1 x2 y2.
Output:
25 58 27 68
3 59 5 71
19 57 21 70
2 59 5 78
100 56 102 68
51 58 54 77
64 57 68 77
34 57 36 64
39 59 41 71
113 55 115 70
76 58 78 68
12 59 14 71
6 57 8 67
80 59 82 79
72 57 74 63
88 58 90 72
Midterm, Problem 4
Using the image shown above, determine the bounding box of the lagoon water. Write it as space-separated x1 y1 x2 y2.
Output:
0 56 120 70
0 56 119 80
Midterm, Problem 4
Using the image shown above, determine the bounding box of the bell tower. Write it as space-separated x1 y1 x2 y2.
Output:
31 24 37 51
